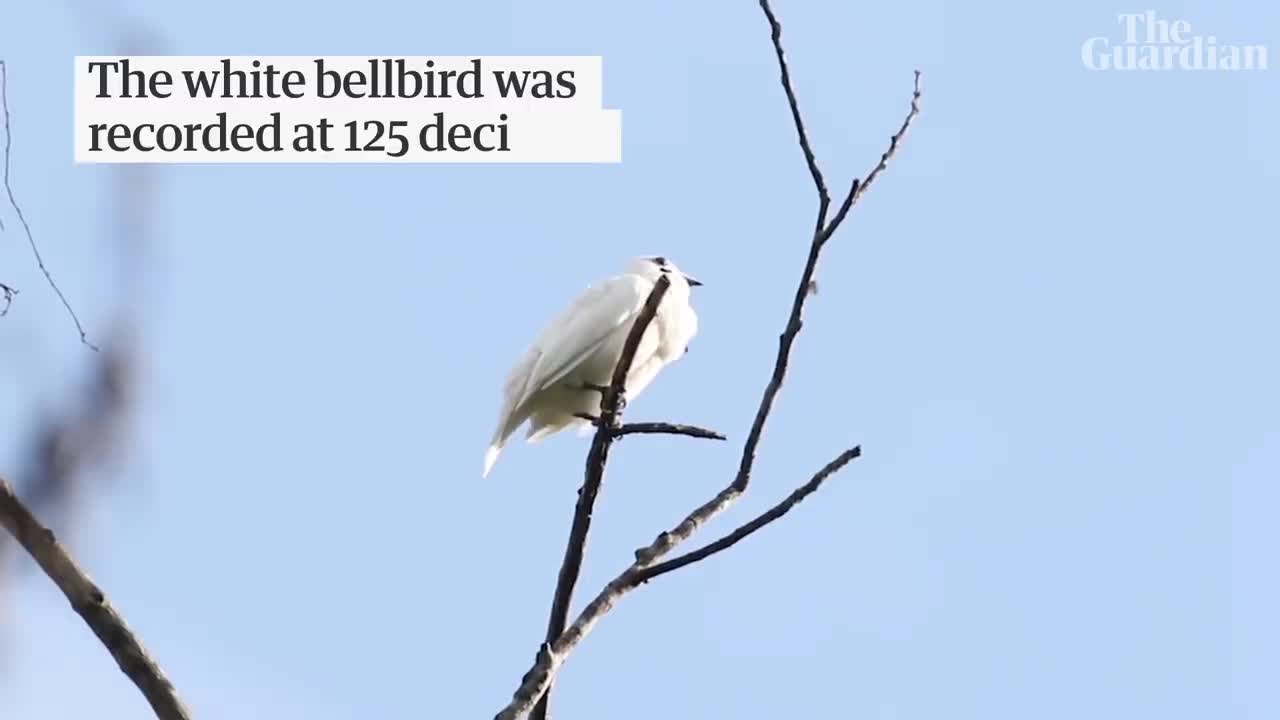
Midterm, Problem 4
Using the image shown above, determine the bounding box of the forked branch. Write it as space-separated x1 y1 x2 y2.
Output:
632 445 861 583
532 277 730 720
495 2 923 718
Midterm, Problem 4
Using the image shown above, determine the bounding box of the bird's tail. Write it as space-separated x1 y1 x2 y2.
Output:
482 444 503 478
483 408 527 478
526 409 593 444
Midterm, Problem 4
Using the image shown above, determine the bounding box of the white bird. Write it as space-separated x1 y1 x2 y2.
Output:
483 256 702 478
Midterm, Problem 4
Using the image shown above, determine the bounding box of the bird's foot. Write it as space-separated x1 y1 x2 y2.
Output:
574 412 602 426
575 382 627 411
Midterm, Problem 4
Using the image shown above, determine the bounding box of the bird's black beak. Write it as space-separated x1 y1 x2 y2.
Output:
684 274 703 287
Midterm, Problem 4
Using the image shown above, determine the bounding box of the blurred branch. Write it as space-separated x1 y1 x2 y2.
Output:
0 476 191 720
6 22 157 554
0 60 97 350
497 2 922 717
19 338 133 519
1 18 158 715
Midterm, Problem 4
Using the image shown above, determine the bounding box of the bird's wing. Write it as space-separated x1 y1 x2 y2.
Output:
514 274 649 407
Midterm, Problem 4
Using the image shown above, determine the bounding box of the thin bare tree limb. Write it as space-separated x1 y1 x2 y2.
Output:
823 70 923 239
759 0 830 214
0 60 97 349
530 274 672 720
573 414 726 442
614 422 726 441
0 476 190 720
632 445 861 583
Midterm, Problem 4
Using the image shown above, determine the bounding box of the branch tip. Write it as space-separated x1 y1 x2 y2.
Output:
0 61 97 349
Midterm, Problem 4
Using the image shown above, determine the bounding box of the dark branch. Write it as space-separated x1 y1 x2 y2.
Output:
0 60 97 349
735 0 843 496
614 422 726 441
759 0 829 215
632 446 861 584
0 281 14 316
492 446 856 720
572 415 726 442
822 70 923 240
530 275 672 720
0 476 191 720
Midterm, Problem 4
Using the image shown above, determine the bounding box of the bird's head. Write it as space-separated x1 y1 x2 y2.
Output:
629 255 703 289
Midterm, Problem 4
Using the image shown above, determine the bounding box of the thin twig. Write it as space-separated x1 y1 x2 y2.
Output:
0 60 97 349
530 275 672 720
759 0 829 213
0 476 191 720
733 0 861 498
822 70 923 240
0 281 14 315
633 446 860 583
572 415 726 441
614 422 726 441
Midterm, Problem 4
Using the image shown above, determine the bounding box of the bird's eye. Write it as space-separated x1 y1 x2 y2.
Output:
650 256 667 266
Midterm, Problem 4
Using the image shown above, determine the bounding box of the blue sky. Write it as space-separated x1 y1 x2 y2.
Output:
1 1 1276 718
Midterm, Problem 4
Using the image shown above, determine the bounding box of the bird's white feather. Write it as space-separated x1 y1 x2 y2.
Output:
520 275 649 405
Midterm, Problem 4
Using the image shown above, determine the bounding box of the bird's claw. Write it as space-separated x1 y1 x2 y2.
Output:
574 382 627 411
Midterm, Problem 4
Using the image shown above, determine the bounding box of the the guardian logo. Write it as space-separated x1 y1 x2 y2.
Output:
1082 11 1268 71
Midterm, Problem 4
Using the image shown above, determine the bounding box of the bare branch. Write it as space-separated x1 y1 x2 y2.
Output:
758 0 830 216
822 70 923 240
614 422 726 441
0 281 14 315
530 275 672 720
494 482 730 719
632 446 860 583
573 415 727 441
0 476 191 720
494 449 858 720
736 0 848 500
0 60 97 349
